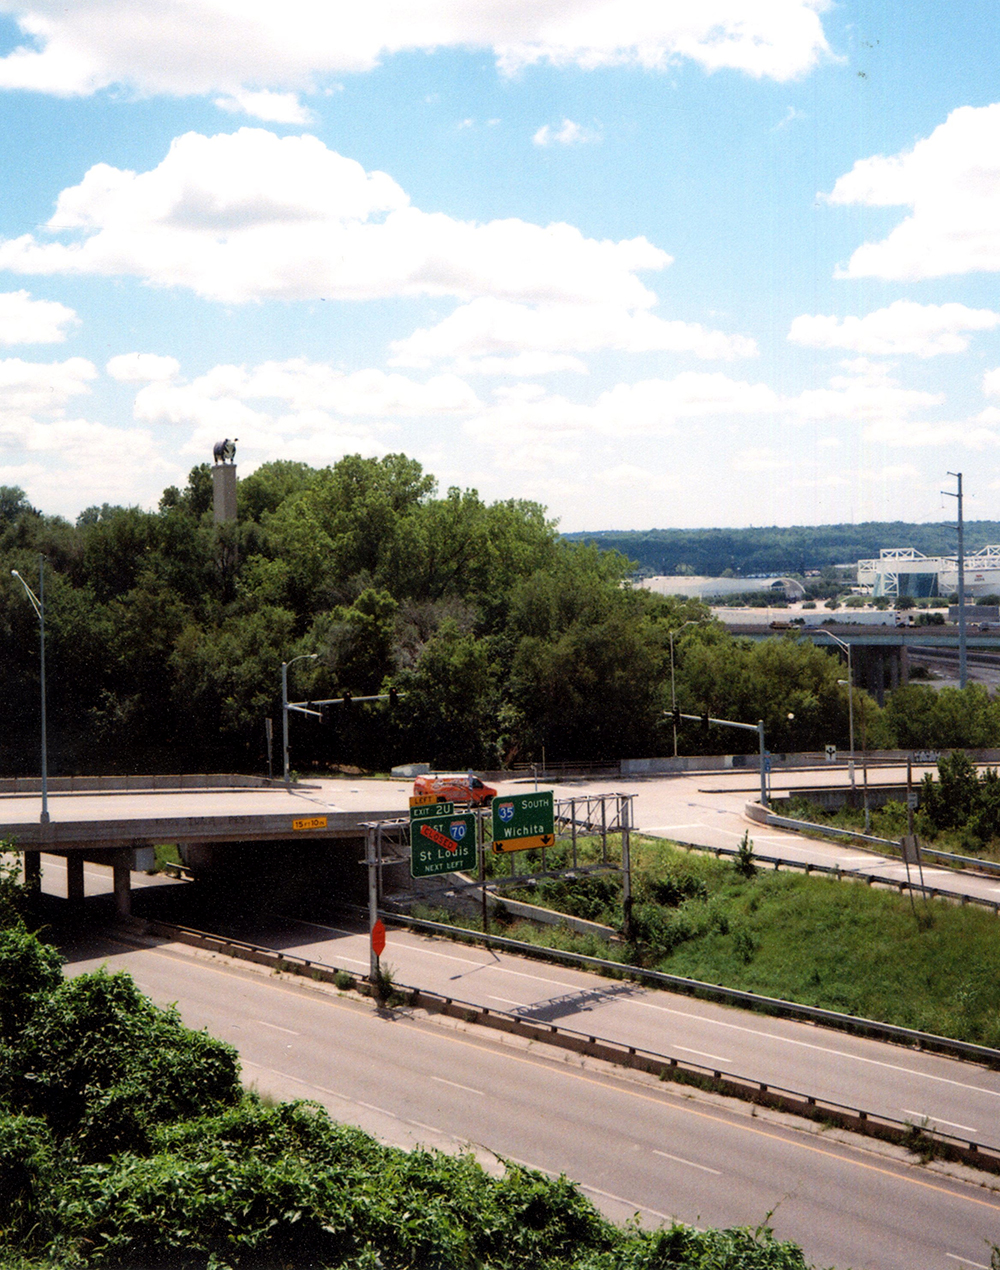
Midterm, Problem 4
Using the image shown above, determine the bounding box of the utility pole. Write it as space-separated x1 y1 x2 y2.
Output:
943 472 967 688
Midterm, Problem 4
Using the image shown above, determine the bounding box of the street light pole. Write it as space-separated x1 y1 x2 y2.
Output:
822 631 856 792
281 653 319 789
943 472 967 689
669 620 704 757
11 557 48 824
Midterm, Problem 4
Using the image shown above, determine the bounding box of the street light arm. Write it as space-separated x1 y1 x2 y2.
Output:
10 570 42 620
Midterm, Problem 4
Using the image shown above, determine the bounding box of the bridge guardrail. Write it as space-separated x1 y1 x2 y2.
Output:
747 804 1000 879
118 914 1000 1178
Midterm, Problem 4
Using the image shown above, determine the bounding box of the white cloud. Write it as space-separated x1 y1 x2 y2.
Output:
464 371 782 454
0 355 159 513
827 103 1000 280
106 352 181 382
788 300 1000 357
733 446 795 472
863 419 1000 449
792 359 943 422
533 118 600 147
0 128 668 307
129 358 480 447
0 1 833 104
0 356 95 415
214 89 314 124
983 368 1000 398
0 289 77 343
391 297 756 372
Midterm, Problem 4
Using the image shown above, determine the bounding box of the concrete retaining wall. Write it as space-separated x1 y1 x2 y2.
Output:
0 773 274 795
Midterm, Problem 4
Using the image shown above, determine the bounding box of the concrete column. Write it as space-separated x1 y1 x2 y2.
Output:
212 463 237 522
899 644 909 687
66 853 84 904
112 851 131 918
22 850 40 887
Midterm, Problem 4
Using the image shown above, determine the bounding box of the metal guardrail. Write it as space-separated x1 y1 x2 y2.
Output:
685 833 1000 917
373 907 1000 1066
763 812 1000 878
118 915 1000 1177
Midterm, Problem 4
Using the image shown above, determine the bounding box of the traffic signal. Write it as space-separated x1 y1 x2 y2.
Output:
342 690 352 708
388 686 399 708
701 710 710 735
672 705 681 728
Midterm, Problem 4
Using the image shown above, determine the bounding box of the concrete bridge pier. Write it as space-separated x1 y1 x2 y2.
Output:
66 853 84 904
112 850 132 917
853 644 909 704
22 850 40 888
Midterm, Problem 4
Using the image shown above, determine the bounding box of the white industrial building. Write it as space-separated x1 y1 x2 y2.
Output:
857 546 1000 598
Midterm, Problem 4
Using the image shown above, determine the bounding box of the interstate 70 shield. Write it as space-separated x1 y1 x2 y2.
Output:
410 811 477 878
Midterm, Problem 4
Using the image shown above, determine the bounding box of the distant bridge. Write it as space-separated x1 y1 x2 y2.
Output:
725 622 1000 702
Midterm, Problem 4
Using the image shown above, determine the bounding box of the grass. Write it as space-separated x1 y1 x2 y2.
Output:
418 835 1000 1047
152 843 182 872
783 795 1000 864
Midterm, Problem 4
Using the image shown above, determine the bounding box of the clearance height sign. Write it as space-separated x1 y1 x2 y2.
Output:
410 801 477 878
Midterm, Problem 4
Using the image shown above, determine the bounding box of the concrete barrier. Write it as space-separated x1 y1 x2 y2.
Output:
0 773 276 795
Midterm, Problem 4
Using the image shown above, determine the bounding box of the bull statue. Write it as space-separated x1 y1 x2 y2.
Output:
213 438 237 465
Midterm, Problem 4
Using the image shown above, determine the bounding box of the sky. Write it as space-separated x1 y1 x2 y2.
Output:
1 2 999 532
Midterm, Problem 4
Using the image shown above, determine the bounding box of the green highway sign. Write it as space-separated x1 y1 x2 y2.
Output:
410 811 477 878
410 799 455 821
492 790 555 853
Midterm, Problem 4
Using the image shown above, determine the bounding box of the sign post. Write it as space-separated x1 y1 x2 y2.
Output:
491 791 555 853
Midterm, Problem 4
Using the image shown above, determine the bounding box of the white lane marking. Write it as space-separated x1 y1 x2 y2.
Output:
409 1118 448 1136
674 1046 731 1065
488 995 523 1005
503 1154 680 1225
653 1149 722 1176
253 1020 300 1035
283 913 1000 1097
645 823 706 832
277 915 357 938
432 1075 484 1096
946 1255 990 1268
902 1110 978 1135
621 999 1000 1097
244 1061 454 1147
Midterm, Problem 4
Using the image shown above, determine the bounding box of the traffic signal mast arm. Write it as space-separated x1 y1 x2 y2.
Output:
287 691 405 711
669 711 769 809
672 711 759 733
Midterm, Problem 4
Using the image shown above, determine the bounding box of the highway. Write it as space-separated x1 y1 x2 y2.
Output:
184 907 1000 1153
59 930 1000 1270
23 766 1000 1157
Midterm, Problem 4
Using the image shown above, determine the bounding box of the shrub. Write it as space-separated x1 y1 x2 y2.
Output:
14 969 242 1160
0 927 62 1041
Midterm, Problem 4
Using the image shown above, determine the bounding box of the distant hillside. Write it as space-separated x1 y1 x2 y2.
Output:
564 522 1000 578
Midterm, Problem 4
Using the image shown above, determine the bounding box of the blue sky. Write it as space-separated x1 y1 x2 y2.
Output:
0 1 999 531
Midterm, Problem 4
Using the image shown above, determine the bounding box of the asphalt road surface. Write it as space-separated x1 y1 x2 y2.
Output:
60 932 1000 1270
194 907 1000 1154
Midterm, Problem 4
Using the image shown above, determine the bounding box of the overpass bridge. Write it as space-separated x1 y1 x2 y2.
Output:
0 776 406 917
726 622 1000 701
